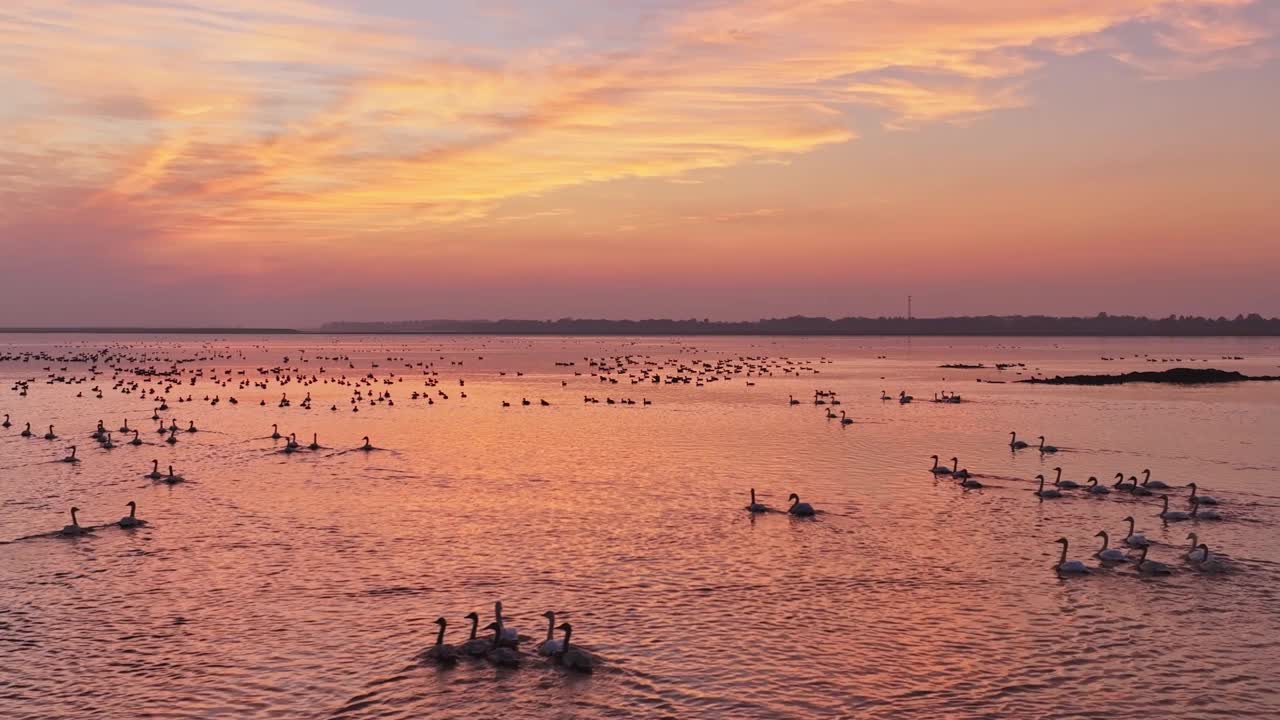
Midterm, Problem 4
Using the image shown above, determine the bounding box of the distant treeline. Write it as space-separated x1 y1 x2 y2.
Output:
0 327 300 335
318 313 1280 336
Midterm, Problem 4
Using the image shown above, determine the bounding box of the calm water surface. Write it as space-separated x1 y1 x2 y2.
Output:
1 335 1278 719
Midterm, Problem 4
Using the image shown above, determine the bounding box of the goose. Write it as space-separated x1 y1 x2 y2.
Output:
1135 546 1173 576
129 430 142 446
459 612 490 656
20 422 33 437
536 611 564 656
1190 498 1221 521
951 458 971 479
1037 436 1058 454
1093 531 1127 562
60 507 87 536
1187 483 1219 505
839 410 853 425
144 460 163 480
787 493 816 516
1053 467 1081 489
308 433 320 451
1053 538 1089 574
1140 469 1171 489
481 622 521 667
745 489 767 513
118 501 145 528
270 424 282 440
552 623 597 672
1 414 8 428
44 425 57 440
1184 533 1207 562
61 446 80 463
164 465 185 484
418 617 458 664
1122 516 1150 547
360 436 373 451
1159 495 1189 521
1009 431 1028 449
1086 477 1110 495
929 455 952 475
1194 544 1227 573
957 474 983 489
1034 475 1062 499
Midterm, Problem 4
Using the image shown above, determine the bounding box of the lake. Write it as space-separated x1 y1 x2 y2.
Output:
2 334 1278 719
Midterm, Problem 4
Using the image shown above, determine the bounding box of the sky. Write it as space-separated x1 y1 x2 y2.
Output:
1 0 1278 327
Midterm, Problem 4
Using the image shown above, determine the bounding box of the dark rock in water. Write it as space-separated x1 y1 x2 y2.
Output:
1020 367 1280 386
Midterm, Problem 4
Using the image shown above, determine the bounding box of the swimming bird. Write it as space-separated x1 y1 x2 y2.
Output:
1009 431 1028 449
951 458 971 479
482 622 521 667
1193 544 1227 573
60 507 87 536
1053 538 1089 574
419 617 459 664
537 611 565 656
1117 474 1152 496
308 433 320 451
494 601 519 647
286 433 299 450
1093 531 1127 562
165 429 178 444
1053 467 1080 489
746 489 767 513
552 623 597 672
44 425 57 440
1037 436 1058 454
61 446 79 463
1140 469 1171 489
1034 475 1062 499
957 474 983 489
1190 498 1221 521
119 419 130 433
1159 495 1189 521
789 395 800 405
1122 516 1150 547
118 501 145 528
164 465 185 484
929 455 952 475
100 432 115 449
1135 546 1173 576
1187 483 1219 505
20 422 32 437
1 414 8 428
787 493 815 516
1086 477 1110 495
1184 533 1207 562
460 612 490 656
145 460 163 480
129 430 142 446
360 436 373 451
839 410 853 425
270 424 281 440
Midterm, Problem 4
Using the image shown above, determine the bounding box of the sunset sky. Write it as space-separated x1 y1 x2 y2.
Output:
2 0 1278 326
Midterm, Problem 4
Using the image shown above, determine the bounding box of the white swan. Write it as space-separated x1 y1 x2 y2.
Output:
308 433 321 451
1140 469 1171 489
839 410 853 425
145 460 163 480
61 446 80 463
360 436 373 451
164 465 185 484
1135 546 1173 576
1037 436 1058 454
929 455 952 475
787 493 816 516
44 425 57 440
552 622 598 672
481 622 521 667
951 458 971 479
494 601 519 647
60 507 87 536
536 611 565 656
1053 467 1081 489
1193 544 1228 573
418 617 459 664
1190 498 1221 521
1159 495 1189 521
957 474 983 488
118 501 145 528
1184 533 1207 562
1122 516 1149 547
1187 483 1219 505
1086 477 1110 495
270 424 282 440
459 612 490 656
1034 475 1062 499
745 489 767 513
129 430 142 446
1093 531 1127 562
1054 538 1089 574
1009 431 1028 449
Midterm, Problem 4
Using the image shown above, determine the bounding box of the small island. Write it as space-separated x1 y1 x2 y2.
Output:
1020 368 1280 386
